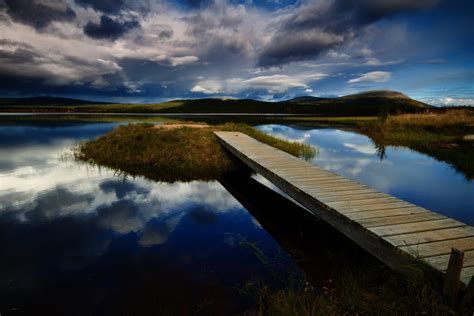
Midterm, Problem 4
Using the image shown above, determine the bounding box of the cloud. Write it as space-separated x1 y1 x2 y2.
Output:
0 0 470 102
0 38 122 87
424 97 474 106
74 0 125 14
348 71 391 83
191 80 222 94
84 15 139 40
240 75 312 93
191 73 326 94
258 31 345 67
423 58 448 64
2 0 76 30
257 0 441 67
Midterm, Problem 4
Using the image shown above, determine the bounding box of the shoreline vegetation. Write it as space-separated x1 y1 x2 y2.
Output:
360 109 474 179
74 122 317 182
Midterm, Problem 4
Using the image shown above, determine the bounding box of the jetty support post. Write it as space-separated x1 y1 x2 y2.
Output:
443 248 464 305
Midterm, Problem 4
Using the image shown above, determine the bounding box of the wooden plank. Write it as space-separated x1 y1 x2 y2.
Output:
305 183 370 193
328 196 400 208
357 212 446 228
423 250 474 271
398 237 474 258
370 218 466 237
385 226 474 247
338 201 413 213
291 178 355 186
279 174 340 181
319 192 389 203
346 207 430 221
310 188 377 198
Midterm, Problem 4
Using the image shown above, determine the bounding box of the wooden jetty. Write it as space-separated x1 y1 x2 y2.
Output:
215 131 474 294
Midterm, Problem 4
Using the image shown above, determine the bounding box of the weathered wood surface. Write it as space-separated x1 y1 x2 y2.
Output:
215 131 474 286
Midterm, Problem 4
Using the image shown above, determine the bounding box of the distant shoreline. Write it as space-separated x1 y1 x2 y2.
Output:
0 112 321 116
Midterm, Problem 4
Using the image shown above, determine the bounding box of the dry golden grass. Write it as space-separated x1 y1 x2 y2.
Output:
386 109 474 128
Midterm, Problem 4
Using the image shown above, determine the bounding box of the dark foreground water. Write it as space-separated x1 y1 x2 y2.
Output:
0 118 473 315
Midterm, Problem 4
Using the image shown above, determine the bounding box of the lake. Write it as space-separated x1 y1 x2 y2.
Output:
0 116 473 314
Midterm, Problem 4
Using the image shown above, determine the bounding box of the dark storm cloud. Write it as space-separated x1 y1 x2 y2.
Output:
2 0 76 30
257 0 441 66
75 0 125 14
84 15 140 40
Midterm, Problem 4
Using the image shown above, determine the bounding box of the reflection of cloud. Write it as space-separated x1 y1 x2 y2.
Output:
0 131 243 248
26 186 94 221
138 213 184 247
100 180 150 199
343 143 377 155
139 225 169 246
257 125 311 143
0 132 242 225
97 200 144 234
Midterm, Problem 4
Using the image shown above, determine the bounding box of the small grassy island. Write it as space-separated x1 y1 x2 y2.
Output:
74 122 317 182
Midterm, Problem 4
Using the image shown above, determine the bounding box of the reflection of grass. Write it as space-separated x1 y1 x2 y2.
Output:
74 122 317 182
239 237 272 266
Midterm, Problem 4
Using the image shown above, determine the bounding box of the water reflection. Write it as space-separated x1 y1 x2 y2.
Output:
2 118 473 314
0 121 299 315
258 125 474 225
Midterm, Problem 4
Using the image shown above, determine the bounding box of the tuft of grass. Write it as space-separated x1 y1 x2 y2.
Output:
74 122 317 182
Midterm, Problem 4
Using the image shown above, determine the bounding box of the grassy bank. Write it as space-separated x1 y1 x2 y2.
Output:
246 266 454 315
74 123 316 182
360 110 474 179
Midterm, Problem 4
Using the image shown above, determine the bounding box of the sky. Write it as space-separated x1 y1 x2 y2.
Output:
0 0 473 105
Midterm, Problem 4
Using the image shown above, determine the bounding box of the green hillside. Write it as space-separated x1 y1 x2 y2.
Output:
0 90 432 116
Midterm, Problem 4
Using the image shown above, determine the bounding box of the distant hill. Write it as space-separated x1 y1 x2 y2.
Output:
0 96 108 107
287 96 330 103
280 90 431 115
0 90 432 116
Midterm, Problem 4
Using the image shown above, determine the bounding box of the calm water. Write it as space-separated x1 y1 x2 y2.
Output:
258 124 474 225
0 118 473 314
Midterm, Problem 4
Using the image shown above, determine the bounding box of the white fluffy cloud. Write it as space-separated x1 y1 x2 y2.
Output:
348 71 391 84
191 73 326 94
424 97 474 106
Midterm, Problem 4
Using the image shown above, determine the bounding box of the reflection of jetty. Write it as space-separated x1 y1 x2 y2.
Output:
215 131 474 303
